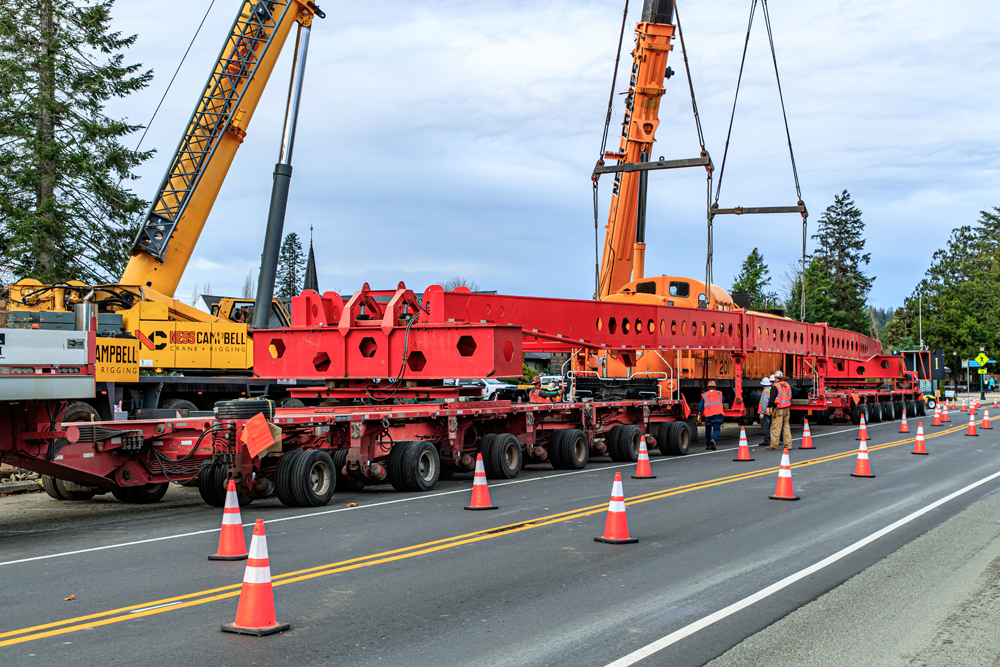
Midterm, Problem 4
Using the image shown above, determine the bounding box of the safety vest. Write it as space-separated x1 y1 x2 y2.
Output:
775 381 792 409
702 389 725 416
758 389 770 416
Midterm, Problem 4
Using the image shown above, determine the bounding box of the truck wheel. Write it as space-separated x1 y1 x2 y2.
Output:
917 398 926 416
667 421 690 455
479 434 501 472
42 475 69 500
893 401 903 420
557 429 589 470
333 449 366 491
613 425 641 463
906 400 917 418
656 422 672 457
214 399 275 421
112 483 168 504
274 450 303 507
63 401 99 423
606 425 625 461
868 403 881 423
290 449 335 507
401 441 440 491
198 465 225 507
55 479 96 501
488 433 523 479
850 404 861 425
162 398 198 414
387 440 411 492
546 432 565 470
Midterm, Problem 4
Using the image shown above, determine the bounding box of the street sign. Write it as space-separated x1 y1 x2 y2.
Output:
976 352 990 366
979 368 988 375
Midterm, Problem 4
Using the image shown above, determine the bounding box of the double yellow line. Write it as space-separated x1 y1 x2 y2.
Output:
0 421 974 648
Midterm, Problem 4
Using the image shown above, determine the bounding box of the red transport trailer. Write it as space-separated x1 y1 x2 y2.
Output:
0 283 923 506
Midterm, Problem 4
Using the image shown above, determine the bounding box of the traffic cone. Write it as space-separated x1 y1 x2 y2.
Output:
856 413 869 440
912 423 927 455
799 419 815 450
631 435 656 479
969 400 976 416
209 480 248 561
769 448 799 501
851 440 875 478
993 397 997 409
899 409 910 434
961 397 967 412
733 426 755 461
464 453 498 510
595 472 638 544
984 409 993 429
932 404 941 427
222 519 290 636
942 403 951 423
966 412 979 437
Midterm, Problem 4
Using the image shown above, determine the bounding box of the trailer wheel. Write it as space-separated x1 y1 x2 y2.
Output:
605 426 624 460
41 475 69 500
868 403 881 424
387 440 411 492
556 429 589 470
112 483 168 504
667 421 690 455
198 465 226 507
162 398 198 414
274 450 303 507
545 432 565 470
290 449 336 507
879 402 892 422
479 434 501 470
55 479 96 501
213 399 275 421
917 398 926 416
487 433 523 478
906 400 917 418
612 425 641 463
893 401 904 420
656 422 672 456
333 449 366 491
401 441 440 491
850 404 861 425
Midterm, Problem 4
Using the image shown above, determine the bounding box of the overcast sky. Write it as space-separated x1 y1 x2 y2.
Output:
106 0 1000 309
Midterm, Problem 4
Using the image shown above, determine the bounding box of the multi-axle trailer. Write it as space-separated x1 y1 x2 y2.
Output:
0 284 923 506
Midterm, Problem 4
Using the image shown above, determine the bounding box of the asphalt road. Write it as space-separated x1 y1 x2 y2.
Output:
1 409 998 667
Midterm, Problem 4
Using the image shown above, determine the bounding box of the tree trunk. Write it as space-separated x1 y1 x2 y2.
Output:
35 0 57 278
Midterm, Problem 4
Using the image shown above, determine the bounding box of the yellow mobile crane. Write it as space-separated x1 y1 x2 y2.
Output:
8 0 324 417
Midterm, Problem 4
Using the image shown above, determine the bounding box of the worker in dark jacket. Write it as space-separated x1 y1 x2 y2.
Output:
699 380 725 450
767 370 793 450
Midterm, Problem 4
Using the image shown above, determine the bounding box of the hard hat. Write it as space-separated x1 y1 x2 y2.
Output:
761 377 772 386
775 370 784 378
532 376 540 384
707 380 717 388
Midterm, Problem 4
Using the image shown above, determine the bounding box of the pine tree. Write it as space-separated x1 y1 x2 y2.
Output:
276 232 305 299
0 0 153 283
731 247 778 308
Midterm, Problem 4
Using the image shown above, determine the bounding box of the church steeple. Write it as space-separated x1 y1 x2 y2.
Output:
303 224 319 292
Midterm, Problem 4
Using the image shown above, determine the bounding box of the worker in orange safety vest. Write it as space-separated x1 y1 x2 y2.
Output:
699 380 725 450
767 370 793 450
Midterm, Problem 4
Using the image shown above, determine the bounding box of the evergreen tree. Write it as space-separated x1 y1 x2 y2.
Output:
731 247 778 308
276 232 305 299
0 0 152 283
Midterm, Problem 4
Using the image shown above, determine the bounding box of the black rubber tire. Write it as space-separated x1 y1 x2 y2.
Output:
42 475 69 500
290 449 336 507
881 402 893 422
869 403 881 423
894 401 904 420
401 440 440 491
667 421 690 455
614 425 642 463
606 425 625 461
906 400 917 418
213 399 275 421
479 434 501 473
274 450 303 507
63 401 99 423
112 483 168 504
387 440 411 492
162 398 198 413
278 398 306 408
198 465 225 507
926 397 937 411
917 398 926 416
557 429 589 470
55 478 96 501
656 422 672 457
850 404 860 425
546 432 565 470
332 448 366 491
487 434 523 479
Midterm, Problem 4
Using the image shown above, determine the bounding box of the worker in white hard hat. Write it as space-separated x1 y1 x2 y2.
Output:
759 376 773 447
767 371 793 450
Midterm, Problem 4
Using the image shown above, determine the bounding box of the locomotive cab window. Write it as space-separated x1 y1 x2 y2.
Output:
669 281 690 297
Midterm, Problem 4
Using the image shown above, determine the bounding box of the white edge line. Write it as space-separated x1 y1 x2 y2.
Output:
603 467 1000 667
0 416 940 568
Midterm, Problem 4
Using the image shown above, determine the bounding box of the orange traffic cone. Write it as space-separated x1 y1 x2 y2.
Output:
851 440 875 478
961 397 967 412
769 448 799 501
733 426 755 461
912 423 927 455
932 404 941 427
799 419 815 450
465 453 498 510
966 412 979 437
595 472 638 544
222 519 290 636
993 398 997 409
984 409 993 429
856 412 869 440
899 409 910 434
632 435 656 479
969 400 976 416
942 403 951 423
209 480 248 561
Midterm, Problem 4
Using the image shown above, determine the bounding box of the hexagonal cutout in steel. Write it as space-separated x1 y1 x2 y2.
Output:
502 340 514 363
407 350 427 372
359 337 378 358
313 351 331 372
457 335 477 357
268 339 286 359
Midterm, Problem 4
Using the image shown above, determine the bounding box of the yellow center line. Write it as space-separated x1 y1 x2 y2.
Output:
0 421 975 648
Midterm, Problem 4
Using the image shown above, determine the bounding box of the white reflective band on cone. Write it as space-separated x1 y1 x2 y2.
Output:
221 513 242 525
243 565 273 585
248 534 269 561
